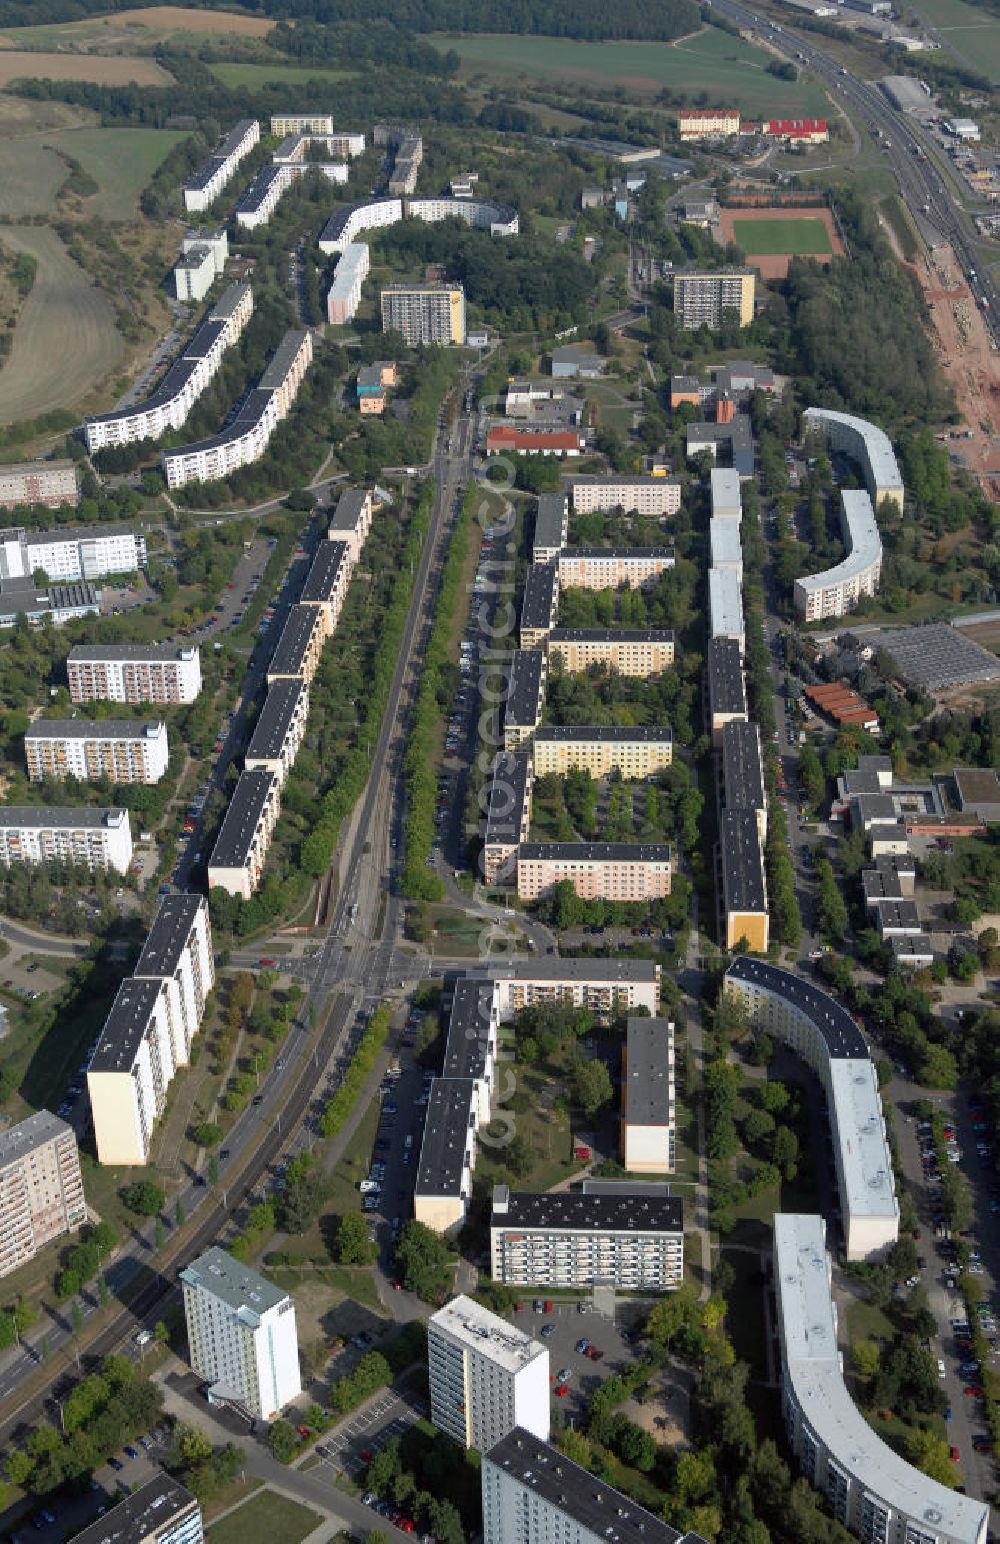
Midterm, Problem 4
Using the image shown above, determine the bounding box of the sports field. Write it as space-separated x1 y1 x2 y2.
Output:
734 217 833 255
425 25 831 115
208 59 356 89
0 50 171 85
0 224 123 425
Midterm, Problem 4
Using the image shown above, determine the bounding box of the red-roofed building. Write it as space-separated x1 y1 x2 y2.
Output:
765 118 829 143
486 427 586 458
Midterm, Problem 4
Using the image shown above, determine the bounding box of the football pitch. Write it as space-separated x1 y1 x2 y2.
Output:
733 217 833 255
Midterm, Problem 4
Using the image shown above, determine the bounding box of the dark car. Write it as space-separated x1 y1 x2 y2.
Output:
109 1458 124 1472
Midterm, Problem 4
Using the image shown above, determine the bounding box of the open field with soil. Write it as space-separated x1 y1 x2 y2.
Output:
426 26 831 114
0 5 274 50
208 59 356 89
718 204 842 277
0 224 123 426
0 51 171 85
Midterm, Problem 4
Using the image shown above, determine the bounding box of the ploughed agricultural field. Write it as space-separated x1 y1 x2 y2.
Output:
0 224 123 426
0 51 172 85
0 5 274 50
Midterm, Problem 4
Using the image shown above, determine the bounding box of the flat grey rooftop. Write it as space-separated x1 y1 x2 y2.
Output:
625 1016 674 1128
0 1109 73 1173
135 893 204 980
246 678 306 762
879 622 1000 689
180 1244 288 1317
415 1078 474 1196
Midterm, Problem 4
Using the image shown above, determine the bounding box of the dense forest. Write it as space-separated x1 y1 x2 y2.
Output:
0 0 700 38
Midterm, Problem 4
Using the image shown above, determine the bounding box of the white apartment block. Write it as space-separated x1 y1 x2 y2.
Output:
235 158 348 230
567 476 682 516
327 486 374 563
482 750 533 885
405 196 519 236
726 959 898 1261
710 466 742 523
162 329 312 490
67 644 202 706
622 1016 676 1173
795 489 882 621
318 197 404 255
174 229 228 302
516 842 673 902
678 108 741 138
133 892 214 1067
272 120 364 153
557 548 675 591
207 768 281 899
85 282 252 452
490 1183 683 1291
299 539 352 636
775 1213 987 1544
0 1110 85 1278
0 461 78 511
244 677 309 785
0 524 147 583
489 960 661 1021
25 719 169 785
271 113 332 136
184 118 260 213
326 241 370 324
483 1429 700 1544
266 603 327 686
73 1476 204 1544
710 517 743 576
428 1294 550 1452
802 407 904 513
547 628 675 676
709 565 745 654
180 1246 301 1420
532 726 673 779
0 806 132 874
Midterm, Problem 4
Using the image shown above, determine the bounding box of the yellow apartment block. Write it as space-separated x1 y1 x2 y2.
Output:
532 727 672 779
547 629 675 676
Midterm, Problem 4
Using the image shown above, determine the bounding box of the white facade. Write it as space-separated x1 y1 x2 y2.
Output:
25 719 169 785
318 197 404 255
710 466 742 522
0 524 147 582
404 196 519 236
802 407 904 512
207 768 282 899
326 241 370 324
181 1247 301 1420
428 1294 550 1452
85 283 252 452
133 893 214 1068
490 961 660 1020
775 1214 988 1544
184 119 260 213
795 489 882 621
0 806 132 873
67 644 202 705
235 159 348 229
567 476 682 516
726 960 898 1260
709 565 745 653
173 244 216 302
710 517 743 576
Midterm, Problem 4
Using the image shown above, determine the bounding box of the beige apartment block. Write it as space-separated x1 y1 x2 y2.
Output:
517 842 673 902
0 1111 85 1278
532 727 672 780
547 629 675 676
557 549 675 592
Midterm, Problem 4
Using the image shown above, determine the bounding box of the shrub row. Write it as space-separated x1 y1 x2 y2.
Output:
319 1002 390 1139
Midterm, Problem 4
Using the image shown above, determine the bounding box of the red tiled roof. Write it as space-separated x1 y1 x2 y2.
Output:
486 428 582 452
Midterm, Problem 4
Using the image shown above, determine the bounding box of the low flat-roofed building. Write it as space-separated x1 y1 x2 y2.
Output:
207 768 280 900
726 960 898 1260
774 1213 986 1544
484 958 660 1021
709 566 745 654
557 547 675 592
891 934 934 969
24 718 169 785
483 750 533 885
707 636 748 746
520 562 559 647
70 1475 203 1544
547 628 675 677
490 1182 683 1291
532 492 568 563
299 539 351 635
710 517 743 575
954 766 1000 822
414 1077 477 1234
244 677 309 784
517 841 672 902
567 475 682 517
532 725 673 780
504 650 547 750
862 868 904 909
483 1428 706 1544
687 417 754 479
0 805 132 873
0 578 99 629
622 1016 675 1173
722 718 767 842
875 852 916 894
267 603 326 685
0 1110 85 1278
720 807 768 952
873 898 922 938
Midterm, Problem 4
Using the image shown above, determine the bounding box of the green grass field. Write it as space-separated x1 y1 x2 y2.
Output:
908 0 1000 82
426 25 831 115
208 60 356 90
733 217 833 255
207 1490 321 1544
44 127 187 219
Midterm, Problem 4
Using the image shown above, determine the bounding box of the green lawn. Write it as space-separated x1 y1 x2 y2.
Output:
908 0 1000 82
426 25 831 114
42 127 187 220
207 1489 321 1544
733 217 833 256
208 60 357 89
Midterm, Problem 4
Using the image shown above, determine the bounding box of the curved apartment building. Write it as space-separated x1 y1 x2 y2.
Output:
794 488 882 621
802 407 904 512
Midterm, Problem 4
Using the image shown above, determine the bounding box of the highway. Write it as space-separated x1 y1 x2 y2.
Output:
710 0 1000 337
0 378 480 1444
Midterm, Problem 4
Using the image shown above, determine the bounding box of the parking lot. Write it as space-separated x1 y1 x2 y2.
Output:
313 1388 429 1477
509 1298 642 1425
358 1007 430 1261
